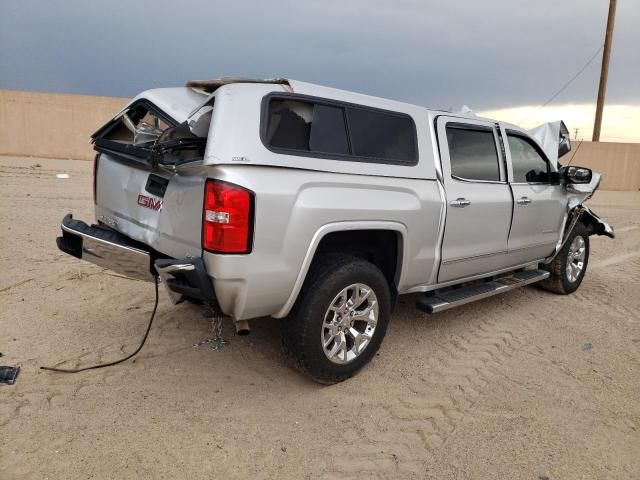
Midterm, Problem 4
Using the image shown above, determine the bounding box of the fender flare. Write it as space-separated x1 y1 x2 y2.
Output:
272 221 408 319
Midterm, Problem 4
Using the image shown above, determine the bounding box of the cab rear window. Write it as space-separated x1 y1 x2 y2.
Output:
263 95 418 165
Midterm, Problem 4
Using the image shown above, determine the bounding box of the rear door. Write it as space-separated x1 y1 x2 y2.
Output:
503 128 567 263
436 117 513 283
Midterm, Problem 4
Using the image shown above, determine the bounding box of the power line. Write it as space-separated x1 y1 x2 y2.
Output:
540 45 604 108
518 44 604 128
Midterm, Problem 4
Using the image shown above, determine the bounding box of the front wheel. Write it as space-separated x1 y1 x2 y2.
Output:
282 255 391 384
539 224 590 294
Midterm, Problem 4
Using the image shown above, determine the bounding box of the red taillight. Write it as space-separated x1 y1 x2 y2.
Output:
202 180 253 254
93 153 100 204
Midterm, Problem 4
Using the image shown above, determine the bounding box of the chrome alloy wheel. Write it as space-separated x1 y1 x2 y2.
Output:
566 235 586 283
322 283 378 364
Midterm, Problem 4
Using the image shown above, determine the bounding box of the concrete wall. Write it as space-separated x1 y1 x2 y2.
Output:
0 89 638 190
0 89 127 161
562 141 640 191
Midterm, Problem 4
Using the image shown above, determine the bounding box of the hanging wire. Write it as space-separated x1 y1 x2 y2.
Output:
519 45 604 128
539 45 604 108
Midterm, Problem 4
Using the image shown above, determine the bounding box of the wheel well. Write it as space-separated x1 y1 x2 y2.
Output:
313 229 402 291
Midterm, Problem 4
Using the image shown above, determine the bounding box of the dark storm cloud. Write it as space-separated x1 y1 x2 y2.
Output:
1 0 638 109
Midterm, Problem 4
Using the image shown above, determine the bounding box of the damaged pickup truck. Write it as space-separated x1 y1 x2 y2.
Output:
57 77 614 383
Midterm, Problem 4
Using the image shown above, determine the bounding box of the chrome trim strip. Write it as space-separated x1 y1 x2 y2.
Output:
510 182 554 186
442 249 508 265
451 175 506 185
405 259 545 293
442 242 555 265
508 241 556 254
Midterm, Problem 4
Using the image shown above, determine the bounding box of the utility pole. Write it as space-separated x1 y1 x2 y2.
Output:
592 0 617 142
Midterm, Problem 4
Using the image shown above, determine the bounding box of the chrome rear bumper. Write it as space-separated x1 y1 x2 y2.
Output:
57 214 155 282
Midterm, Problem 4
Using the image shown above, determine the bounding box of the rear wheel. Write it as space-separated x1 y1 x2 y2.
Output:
540 224 590 294
282 255 391 384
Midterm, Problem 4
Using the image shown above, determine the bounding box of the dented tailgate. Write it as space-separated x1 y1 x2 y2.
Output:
95 153 205 259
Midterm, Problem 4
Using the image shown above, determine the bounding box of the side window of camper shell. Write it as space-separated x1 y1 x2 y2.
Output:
263 95 418 165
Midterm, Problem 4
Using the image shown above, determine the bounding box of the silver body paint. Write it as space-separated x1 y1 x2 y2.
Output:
92 81 612 321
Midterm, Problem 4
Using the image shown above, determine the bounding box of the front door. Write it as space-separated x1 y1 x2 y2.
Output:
437 117 513 283
503 128 567 264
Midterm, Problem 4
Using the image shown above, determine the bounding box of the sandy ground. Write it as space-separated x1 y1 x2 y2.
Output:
1 155 639 479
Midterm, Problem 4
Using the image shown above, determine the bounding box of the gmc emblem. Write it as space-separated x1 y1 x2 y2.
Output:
137 193 162 211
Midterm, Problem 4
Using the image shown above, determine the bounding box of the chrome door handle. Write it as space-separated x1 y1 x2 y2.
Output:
517 196 532 205
450 197 471 208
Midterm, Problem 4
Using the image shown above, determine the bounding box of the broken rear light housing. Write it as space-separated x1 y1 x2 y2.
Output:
202 179 254 254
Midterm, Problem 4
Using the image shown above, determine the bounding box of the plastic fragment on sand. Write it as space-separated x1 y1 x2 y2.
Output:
0 366 20 385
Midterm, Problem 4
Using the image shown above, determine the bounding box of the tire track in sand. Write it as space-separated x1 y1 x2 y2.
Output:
321 314 525 479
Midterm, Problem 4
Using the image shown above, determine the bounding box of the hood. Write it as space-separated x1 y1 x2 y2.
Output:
528 120 571 164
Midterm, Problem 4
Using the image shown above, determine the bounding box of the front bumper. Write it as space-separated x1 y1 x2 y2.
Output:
56 214 218 307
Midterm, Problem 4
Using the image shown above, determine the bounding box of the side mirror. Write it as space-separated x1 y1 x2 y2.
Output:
560 165 592 184
558 121 571 158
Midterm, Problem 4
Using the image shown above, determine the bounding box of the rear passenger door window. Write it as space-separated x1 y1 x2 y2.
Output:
263 95 418 165
446 125 501 182
507 134 551 183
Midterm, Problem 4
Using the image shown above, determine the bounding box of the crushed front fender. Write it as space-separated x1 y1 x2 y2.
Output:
581 206 615 238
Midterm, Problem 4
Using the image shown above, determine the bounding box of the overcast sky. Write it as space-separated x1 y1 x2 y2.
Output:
1 0 638 111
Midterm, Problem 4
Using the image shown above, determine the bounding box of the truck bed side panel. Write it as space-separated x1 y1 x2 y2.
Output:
202 165 442 320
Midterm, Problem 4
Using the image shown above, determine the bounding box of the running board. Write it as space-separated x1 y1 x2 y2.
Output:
416 269 550 314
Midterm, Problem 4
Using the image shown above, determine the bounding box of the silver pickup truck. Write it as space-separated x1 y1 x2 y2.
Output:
57 77 614 383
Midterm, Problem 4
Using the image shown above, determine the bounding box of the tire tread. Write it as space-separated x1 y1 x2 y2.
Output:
282 254 390 384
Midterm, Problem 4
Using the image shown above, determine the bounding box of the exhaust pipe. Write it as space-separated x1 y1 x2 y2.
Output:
235 320 250 336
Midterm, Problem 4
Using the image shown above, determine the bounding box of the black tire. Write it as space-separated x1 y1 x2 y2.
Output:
282 254 391 384
539 223 590 294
